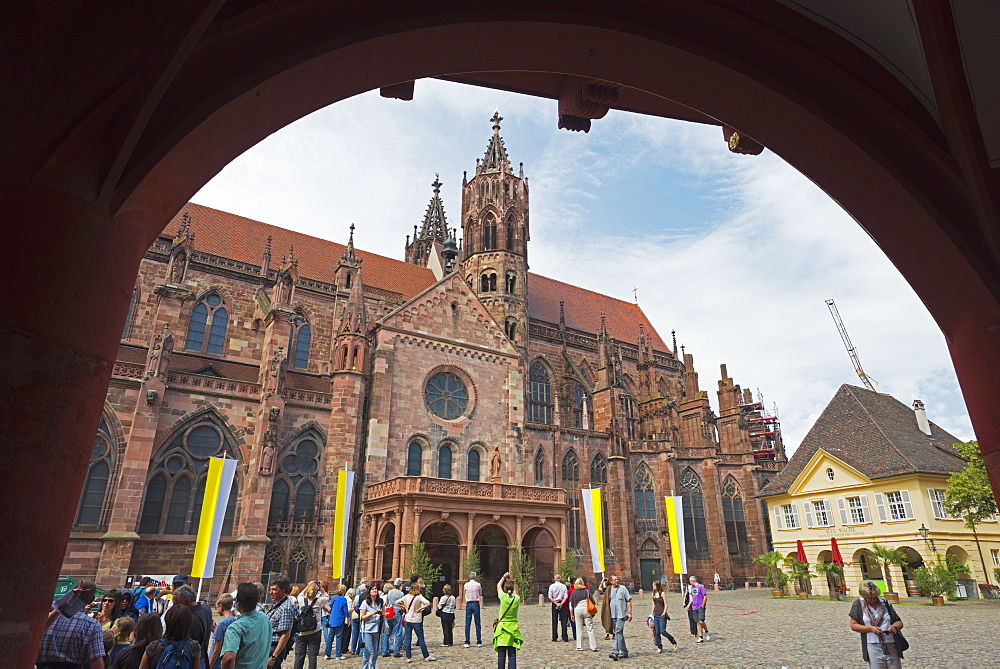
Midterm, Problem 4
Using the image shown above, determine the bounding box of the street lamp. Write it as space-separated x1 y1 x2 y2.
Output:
918 523 937 554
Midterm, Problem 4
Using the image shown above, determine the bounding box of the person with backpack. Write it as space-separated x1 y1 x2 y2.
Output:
358 583 386 669
138 604 202 669
111 612 162 669
399 582 436 662
293 581 328 669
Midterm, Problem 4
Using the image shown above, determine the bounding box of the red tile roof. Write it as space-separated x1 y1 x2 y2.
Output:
172 203 436 301
528 273 672 354
170 204 671 352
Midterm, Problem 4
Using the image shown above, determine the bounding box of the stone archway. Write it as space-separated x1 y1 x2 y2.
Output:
474 524 510 599
523 526 557 599
421 522 461 599
380 522 396 582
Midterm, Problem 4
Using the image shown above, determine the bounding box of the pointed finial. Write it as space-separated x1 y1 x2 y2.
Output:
265 234 272 252
432 174 442 193
491 109 502 132
348 223 355 245
672 329 678 354
681 343 686 357
633 287 639 304
558 300 566 330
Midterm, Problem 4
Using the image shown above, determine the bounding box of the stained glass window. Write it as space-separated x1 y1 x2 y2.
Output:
425 372 468 420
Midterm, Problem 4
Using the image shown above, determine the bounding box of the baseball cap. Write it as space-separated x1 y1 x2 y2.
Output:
393 578 403 586
173 574 190 584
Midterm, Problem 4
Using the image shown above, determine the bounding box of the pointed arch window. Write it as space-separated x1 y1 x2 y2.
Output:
505 214 516 252
722 478 750 558
186 293 229 355
465 218 475 253
74 418 116 531
562 450 580 549
573 383 593 430
590 453 610 547
620 393 638 439
534 448 546 486
268 434 321 529
262 544 283 581
680 468 709 558
528 361 553 424
288 545 309 583
290 318 311 370
467 448 481 481
634 465 657 521
438 445 453 479
121 286 138 340
483 213 497 250
139 417 239 535
406 442 423 476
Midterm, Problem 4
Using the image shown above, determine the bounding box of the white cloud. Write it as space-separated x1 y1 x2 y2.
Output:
194 79 974 452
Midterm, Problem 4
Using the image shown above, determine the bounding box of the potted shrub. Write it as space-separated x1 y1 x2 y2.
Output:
784 558 813 598
867 544 907 603
913 563 956 605
815 562 845 600
754 551 789 597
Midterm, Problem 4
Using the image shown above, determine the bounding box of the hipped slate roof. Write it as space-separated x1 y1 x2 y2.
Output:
169 204 670 352
761 384 965 495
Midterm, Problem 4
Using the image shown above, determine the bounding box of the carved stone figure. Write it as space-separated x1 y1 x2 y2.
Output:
259 424 277 476
169 251 186 284
490 447 502 480
144 328 173 381
261 347 288 397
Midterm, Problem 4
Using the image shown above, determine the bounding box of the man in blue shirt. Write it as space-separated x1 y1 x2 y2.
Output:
222 583 272 669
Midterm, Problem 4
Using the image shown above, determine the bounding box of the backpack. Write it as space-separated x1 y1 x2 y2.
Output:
297 597 319 633
155 639 194 669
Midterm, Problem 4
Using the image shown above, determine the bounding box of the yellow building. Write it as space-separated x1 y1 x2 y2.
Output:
760 385 1000 598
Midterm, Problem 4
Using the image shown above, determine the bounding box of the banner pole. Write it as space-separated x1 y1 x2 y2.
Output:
196 577 203 602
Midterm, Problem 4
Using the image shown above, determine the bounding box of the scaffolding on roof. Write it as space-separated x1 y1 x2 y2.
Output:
739 390 782 461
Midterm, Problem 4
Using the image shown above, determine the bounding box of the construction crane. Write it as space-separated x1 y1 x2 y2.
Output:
825 299 878 391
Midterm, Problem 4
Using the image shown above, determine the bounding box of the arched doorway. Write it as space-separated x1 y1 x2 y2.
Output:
853 549 883 581
474 524 510 599
381 523 396 582
638 538 663 591
897 546 923 596
522 526 556 599
420 522 461 599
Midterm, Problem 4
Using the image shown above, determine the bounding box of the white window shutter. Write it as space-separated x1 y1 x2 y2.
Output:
837 498 849 524
803 501 814 528
874 493 888 522
824 499 835 525
900 490 914 519
774 504 784 530
860 495 872 523
790 504 801 528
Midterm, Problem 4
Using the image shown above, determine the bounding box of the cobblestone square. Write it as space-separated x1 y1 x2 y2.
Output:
321 589 1000 668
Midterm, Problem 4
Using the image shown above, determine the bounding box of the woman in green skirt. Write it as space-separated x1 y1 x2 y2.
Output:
493 571 524 669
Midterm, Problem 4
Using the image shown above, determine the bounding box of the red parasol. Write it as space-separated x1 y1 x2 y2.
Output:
796 539 808 563
831 537 845 566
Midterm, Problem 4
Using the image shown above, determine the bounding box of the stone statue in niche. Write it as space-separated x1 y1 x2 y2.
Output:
144 328 174 381
261 348 288 398
169 251 186 284
490 447 502 481
259 423 277 476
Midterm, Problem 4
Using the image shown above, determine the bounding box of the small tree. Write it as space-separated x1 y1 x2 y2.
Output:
558 551 579 584
814 562 845 600
510 543 534 601
783 558 813 595
754 551 789 591
912 563 956 600
460 545 482 583
945 441 998 584
406 539 442 587
868 544 907 595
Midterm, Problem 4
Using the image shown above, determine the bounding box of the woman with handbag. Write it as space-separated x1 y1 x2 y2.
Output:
493 572 523 669
436 584 457 647
849 580 906 668
399 583 436 662
568 577 598 652
650 581 677 653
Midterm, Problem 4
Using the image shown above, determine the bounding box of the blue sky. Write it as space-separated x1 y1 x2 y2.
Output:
193 78 974 452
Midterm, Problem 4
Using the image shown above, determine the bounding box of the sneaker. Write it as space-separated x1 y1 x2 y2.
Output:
440 643 448 647
696 637 704 643
671 644 679 653
657 647 663 654
476 643 482 647
335 657 346 661
592 648 599 652
705 631 711 641
609 653 619 661
407 659 413 664
324 656 332 660
425 657 437 662
463 644 470 648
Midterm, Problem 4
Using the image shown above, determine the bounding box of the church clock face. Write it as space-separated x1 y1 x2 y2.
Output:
425 371 469 420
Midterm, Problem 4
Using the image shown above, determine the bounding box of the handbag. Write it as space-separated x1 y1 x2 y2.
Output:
492 595 516 631
586 596 598 617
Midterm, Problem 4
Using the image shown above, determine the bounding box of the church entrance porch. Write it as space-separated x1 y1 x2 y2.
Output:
362 476 568 600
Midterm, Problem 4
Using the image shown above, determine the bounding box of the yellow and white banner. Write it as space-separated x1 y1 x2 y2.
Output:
581 487 606 574
663 496 688 575
191 457 237 579
331 469 355 580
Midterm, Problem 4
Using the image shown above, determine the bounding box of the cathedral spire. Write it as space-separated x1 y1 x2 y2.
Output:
479 110 512 174
405 177 452 268
342 223 358 265
338 255 367 336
